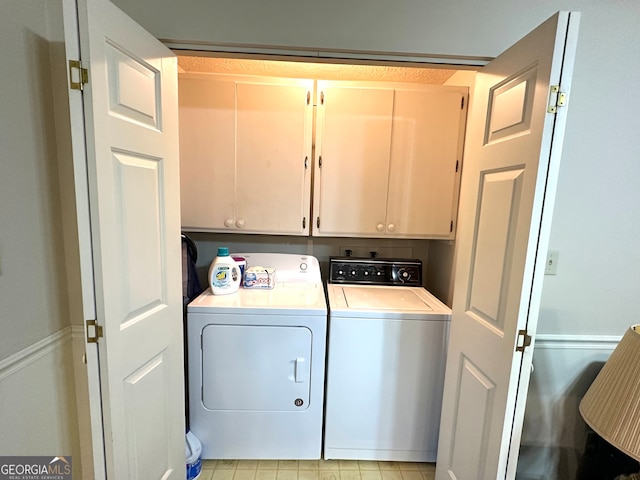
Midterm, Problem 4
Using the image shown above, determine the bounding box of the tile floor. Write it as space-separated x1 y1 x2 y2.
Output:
198 460 436 480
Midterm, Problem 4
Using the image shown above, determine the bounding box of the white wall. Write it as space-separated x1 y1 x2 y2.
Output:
0 329 80 459
0 0 83 474
537 7 640 336
0 0 70 358
517 335 619 479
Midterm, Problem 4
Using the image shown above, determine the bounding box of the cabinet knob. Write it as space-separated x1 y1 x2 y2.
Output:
387 223 396 232
224 218 233 228
376 223 384 232
236 219 245 228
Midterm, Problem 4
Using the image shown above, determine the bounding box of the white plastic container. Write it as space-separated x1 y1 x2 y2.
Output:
208 247 241 295
186 430 202 480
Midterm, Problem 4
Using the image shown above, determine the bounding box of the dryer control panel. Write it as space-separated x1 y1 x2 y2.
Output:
328 257 422 286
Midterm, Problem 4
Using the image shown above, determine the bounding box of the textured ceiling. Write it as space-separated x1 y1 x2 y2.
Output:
177 55 457 84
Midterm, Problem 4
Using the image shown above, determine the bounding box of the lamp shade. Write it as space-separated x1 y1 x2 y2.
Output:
579 325 640 462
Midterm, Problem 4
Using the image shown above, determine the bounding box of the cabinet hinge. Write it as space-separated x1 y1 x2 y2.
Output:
316 217 320 229
319 156 322 167
516 329 532 352
304 156 309 169
547 85 566 114
302 217 306 229
455 160 459 173
450 221 454 233
307 91 311 105
320 91 325 105
86 319 103 343
461 96 465 109
69 60 89 90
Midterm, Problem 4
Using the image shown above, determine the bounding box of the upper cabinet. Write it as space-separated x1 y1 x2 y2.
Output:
179 73 313 235
179 73 467 240
313 81 468 239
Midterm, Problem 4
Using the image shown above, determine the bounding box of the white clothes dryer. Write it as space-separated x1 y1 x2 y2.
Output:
187 253 327 459
323 256 451 462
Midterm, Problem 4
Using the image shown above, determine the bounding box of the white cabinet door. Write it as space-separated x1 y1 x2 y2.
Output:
179 74 313 235
314 82 467 239
179 74 235 230
236 81 313 234
314 83 394 236
386 87 467 238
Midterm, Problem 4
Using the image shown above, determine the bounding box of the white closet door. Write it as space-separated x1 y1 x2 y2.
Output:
65 0 185 477
436 11 579 480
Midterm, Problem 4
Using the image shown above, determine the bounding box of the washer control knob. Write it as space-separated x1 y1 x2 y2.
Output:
398 268 410 282
300 263 308 271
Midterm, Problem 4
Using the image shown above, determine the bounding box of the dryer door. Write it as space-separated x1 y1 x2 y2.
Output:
202 325 312 411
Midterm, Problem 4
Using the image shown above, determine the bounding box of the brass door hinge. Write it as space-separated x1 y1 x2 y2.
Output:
69 60 89 90
547 85 566 114
86 319 103 343
516 329 532 352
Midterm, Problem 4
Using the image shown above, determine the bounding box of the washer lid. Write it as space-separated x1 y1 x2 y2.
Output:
328 284 451 320
343 287 432 311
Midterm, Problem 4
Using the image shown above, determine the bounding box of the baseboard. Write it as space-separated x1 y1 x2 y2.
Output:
0 326 72 381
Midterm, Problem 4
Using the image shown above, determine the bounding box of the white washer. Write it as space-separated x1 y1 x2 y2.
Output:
187 253 327 459
323 257 451 462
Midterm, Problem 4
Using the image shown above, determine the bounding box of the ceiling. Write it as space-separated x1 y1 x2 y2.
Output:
177 55 457 84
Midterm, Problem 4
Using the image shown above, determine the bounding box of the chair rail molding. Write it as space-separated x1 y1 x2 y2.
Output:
0 326 73 381
534 334 621 351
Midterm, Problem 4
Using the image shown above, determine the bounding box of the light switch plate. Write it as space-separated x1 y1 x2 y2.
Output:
545 250 559 275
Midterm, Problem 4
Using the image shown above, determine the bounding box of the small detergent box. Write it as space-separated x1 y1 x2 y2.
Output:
243 266 276 289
